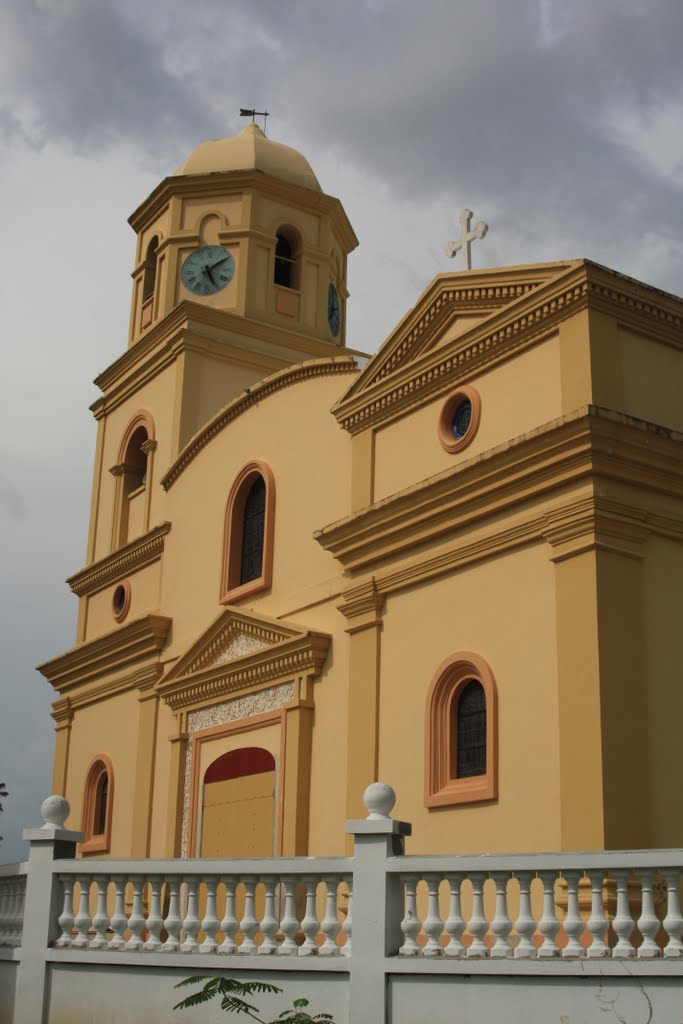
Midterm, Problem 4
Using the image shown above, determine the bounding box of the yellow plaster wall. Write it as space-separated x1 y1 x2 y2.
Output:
63 690 141 856
160 371 354 659
180 195 244 232
377 544 561 854
373 334 562 502
90 364 176 564
618 329 683 431
642 537 683 847
83 562 162 643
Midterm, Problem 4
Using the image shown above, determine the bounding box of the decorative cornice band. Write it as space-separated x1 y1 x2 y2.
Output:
38 614 172 694
161 357 357 489
317 406 683 573
334 261 683 436
336 279 588 434
67 523 171 597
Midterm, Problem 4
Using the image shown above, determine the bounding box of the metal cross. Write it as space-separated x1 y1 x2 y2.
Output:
240 108 269 133
446 208 489 270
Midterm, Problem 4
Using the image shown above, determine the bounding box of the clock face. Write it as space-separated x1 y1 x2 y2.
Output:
327 282 341 337
181 245 235 296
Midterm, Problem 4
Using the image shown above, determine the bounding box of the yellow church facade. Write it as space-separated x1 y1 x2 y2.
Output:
38 126 683 866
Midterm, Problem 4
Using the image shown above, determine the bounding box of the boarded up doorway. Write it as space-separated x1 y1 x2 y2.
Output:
200 747 276 858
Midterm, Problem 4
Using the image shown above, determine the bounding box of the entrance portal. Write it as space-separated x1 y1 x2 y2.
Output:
200 747 276 857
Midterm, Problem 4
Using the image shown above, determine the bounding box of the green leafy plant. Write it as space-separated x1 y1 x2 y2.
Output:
174 976 335 1023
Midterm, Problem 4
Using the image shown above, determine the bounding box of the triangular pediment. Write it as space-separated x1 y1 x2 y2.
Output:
335 261 580 411
157 606 331 711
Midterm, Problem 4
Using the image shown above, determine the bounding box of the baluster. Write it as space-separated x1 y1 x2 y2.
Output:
197 877 218 954
537 871 560 958
637 870 662 958
399 875 420 956
490 872 513 958
341 884 352 958
218 878 238 954
108 876 127 950
662 869 683 958
466 873 489 957
298 876 319 956
89 876 110 949
162 876 181 952
444 874 465 958
561 871 585 957
513 872 537 957
180 876 200 953
72 877 92 949
144 876 164 951
585 870 609 957
125 876 145 951
0 882 7 944
422 874 444 956
238 879 258 954
611 870 636 958
56 876 75 948
278 876 299 955
319 876 340 956
9 885 20 946
257 877 278 955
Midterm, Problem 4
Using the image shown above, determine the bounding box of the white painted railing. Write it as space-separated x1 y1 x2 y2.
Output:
53 860 352 956
390 852 683 959
0 865 27 948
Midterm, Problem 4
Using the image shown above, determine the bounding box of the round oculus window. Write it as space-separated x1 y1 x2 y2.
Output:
452 399 472 440
437 385 481 454
112 581 131 622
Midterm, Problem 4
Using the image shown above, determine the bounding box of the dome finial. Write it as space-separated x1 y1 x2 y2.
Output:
239 107 269 135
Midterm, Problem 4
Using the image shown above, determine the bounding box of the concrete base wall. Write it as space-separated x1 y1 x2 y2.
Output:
45 964 349 1024
389 973 679 1024
0 961 18 1024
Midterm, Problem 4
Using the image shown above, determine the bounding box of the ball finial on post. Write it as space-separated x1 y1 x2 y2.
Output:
40 795 70 830
363 782 396 820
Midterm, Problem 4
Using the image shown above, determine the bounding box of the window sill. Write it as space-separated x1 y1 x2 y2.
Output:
220 576 270 605
425 775 497 808
80 835 110 854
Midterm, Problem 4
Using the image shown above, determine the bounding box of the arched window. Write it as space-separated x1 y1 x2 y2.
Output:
425 652 498 808
81 755 114 853
220 461 275 604
273 227 301 290
112 411 156 549
142 235 158 302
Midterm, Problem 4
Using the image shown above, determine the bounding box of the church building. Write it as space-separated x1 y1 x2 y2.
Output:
38 124 683 863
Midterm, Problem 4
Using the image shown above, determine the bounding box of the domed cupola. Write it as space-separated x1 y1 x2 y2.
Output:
127 125 357 350
175 123 322 193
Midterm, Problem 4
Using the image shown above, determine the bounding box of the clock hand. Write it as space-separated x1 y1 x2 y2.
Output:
206 256 230 272
205 265 216 286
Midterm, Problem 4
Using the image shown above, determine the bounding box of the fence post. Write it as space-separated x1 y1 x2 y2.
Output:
13 796 84 1024
347 783 411 1024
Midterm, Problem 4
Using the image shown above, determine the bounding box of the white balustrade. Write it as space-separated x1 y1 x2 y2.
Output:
0 874 26 947
15 845 683 962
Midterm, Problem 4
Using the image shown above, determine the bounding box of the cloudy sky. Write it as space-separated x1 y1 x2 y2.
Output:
1 0 683 861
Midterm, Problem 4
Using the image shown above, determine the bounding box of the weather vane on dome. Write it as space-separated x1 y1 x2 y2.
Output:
446 208 488 270
240 108 269 134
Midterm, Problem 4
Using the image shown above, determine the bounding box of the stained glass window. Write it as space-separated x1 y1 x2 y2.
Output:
240 476 266 584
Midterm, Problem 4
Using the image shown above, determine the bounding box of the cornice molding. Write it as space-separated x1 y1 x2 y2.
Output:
333 260 683 435
37 614 172 696
67 523 171 597
316 406 683 574
128 168 359 254
161 357 357 489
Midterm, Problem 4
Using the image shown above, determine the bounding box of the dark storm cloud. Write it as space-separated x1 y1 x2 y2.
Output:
3 0 682 278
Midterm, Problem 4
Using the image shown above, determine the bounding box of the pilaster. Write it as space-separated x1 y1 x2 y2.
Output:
165 713 188 858
281 675 315 856
130 671 161 857
339 579 385 833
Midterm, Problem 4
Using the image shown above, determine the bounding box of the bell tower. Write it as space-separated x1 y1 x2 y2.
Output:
126 124 357 352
